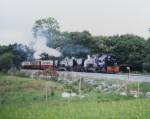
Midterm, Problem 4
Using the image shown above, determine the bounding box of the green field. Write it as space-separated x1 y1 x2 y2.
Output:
0 74 150 119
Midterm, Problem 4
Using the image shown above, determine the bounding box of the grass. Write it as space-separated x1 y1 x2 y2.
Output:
0 74 62 104
0 74 150 119
0 99 150 119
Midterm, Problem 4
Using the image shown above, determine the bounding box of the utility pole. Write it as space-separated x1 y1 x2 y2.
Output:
127 67 130 81
126 66 130 93
45 82 48 101
79 76 82 98
137 80 140 97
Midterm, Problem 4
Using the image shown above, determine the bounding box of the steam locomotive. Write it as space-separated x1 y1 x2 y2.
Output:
21 54 119 73
58 54 119 73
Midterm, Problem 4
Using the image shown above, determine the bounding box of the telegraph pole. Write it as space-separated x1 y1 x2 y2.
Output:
126 66 130 93
79 76 82 98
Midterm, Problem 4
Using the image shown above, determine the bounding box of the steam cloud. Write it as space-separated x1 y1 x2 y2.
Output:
32 36 61 59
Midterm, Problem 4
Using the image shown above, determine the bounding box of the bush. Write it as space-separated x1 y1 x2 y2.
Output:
12 71 29 78
0 52 14 72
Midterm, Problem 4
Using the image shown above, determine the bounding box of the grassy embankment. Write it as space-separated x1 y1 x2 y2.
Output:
0 73 150 119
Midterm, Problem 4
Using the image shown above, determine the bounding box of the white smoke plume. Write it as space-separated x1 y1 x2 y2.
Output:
32 36 61 59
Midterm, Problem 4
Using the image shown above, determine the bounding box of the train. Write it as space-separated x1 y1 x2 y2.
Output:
21 54 120 73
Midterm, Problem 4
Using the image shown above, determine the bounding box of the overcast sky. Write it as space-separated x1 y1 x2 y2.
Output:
0 0 150 45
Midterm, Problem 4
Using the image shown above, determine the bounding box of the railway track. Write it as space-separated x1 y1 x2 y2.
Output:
21 69 150 82
59 71 150 82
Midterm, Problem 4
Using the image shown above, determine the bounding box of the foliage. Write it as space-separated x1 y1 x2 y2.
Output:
12 70 29 78
0 44 33 72
32 17 60 48
52 31 94 58
92 36 110 53
112 34 146 71
0 52 14 72
0 75 59 104
143 38 150 72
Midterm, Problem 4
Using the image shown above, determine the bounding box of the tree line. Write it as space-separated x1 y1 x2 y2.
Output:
32 17 150 72
0 17 150 72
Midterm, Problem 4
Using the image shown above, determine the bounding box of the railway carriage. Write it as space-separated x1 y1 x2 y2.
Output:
21 60 53 70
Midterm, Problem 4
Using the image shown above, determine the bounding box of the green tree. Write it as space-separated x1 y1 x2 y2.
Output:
111 34 146 71
0 44 33 72
93 36 111 53
143 38 150 72
62 31 93 57
32 17 60 48
0 52 15 72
